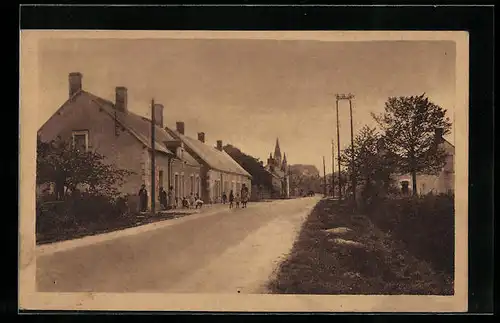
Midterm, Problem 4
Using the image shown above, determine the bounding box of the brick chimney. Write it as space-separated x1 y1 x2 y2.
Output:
216 140 223 151
198 132 205 143
434 128 444 144
176 121 185 135
68 72 82 97
115 87 128 113
153 103 164 127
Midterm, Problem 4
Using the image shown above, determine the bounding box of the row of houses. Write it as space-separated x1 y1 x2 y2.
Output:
37 72 252 209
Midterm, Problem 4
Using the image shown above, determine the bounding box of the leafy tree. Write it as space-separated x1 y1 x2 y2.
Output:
223 144 273 190
340 126 397 200
37 136 135 200
372 94 452 195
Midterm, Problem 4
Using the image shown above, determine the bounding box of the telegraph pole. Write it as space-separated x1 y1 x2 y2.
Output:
322 156 327 197
335 96 342 200
331 139 335 198
349 97 356 204
150 98 156 216
336 93 356 204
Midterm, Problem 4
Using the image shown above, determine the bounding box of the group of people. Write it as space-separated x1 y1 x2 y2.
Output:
222 183 250 209
138 185 204 212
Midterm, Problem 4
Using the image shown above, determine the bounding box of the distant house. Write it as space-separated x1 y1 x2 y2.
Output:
37 72 202 209
164 124 252 203
395 128 455 195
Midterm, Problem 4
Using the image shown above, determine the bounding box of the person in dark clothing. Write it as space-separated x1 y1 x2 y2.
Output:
229 190 234 209
222 192 227 204
159 187 167 210
138 184 148 212
241 184 249 208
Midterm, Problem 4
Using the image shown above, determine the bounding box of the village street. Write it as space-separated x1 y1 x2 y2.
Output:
36 196 321 294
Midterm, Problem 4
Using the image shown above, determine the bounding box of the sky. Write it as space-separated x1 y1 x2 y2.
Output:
37 38 456 174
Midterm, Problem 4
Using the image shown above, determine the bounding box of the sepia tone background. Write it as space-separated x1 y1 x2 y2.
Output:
20 30 469 312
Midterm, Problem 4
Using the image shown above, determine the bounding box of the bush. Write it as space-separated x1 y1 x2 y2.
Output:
367 193 454 276
36 193 130 242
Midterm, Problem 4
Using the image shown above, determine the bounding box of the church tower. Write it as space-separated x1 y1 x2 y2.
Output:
281 152 288 171
274 138 282 169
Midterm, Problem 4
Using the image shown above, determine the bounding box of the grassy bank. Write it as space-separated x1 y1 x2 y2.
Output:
36 196 195 245
268 198 454 295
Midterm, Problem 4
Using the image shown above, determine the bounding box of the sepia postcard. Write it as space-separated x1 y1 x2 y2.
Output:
19 30 469 312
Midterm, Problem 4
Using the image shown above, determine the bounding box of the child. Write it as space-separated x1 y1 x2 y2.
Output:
189 193 195 208
182 197 190 209
235 193 241 208
195 198 204 209
229 190 234 209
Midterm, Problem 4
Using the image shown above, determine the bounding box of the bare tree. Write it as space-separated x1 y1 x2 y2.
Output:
372 94 452 195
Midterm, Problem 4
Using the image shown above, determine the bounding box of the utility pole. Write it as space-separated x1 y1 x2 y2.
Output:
322 156 327 197
150 98 156 216
331 139 335 198
336 93 356 204
335 96 342 200
349 96 356 204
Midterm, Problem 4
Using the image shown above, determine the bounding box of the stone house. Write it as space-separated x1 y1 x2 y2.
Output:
164 124 252 203
37 72 202 210
395 128 455 195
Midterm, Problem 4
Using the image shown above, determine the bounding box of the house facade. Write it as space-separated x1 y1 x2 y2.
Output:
395 128 455 195
164 123 252 203
37 72 202 210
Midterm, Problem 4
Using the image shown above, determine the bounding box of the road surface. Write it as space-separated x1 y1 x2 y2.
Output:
36 196 321 294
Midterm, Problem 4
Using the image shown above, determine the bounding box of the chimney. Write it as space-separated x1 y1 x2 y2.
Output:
434 128 444 144
153 103 164 127
216 140 223 151
197 132 205 143
115 87 128 112
176 121 185 135
68 72 82 97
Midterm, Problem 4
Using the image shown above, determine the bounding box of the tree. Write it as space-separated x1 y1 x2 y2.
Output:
372 94 452 195
340 126 397 200
37 136 135 200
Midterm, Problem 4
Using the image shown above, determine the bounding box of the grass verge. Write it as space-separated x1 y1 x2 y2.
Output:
268 198 454 295
36 211 194 245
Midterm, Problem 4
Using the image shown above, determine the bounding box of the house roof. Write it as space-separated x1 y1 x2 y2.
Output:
165 127 252 178
42 90 201 167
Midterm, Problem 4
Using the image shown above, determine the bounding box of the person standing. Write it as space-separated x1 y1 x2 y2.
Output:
241 184 249 208
229 190 234 209
168 186 174 209
222 192 227 204
159 187 167 210
138 184 148 212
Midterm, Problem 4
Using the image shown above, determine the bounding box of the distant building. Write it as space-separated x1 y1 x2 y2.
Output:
37 72 203 210
265 138 290 198
395 128 455 195
164 124 252 203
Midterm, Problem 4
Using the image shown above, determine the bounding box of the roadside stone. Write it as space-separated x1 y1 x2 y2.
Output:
343 271 362 279
329 238 365 248
323 227 353 235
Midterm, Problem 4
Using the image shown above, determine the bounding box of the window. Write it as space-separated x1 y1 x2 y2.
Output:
72 130 89 152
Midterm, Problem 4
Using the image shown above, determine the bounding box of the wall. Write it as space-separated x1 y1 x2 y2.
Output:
205 169 251 203
170 158 202 202
37 94 144 197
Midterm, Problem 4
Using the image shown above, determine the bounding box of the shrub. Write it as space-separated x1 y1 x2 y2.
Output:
367 193 454 276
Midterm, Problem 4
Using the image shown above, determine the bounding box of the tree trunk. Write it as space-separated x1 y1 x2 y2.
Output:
411 170 417 196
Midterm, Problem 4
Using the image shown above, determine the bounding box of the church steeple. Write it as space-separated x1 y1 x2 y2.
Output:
281 152 287 171
274 138 282 167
